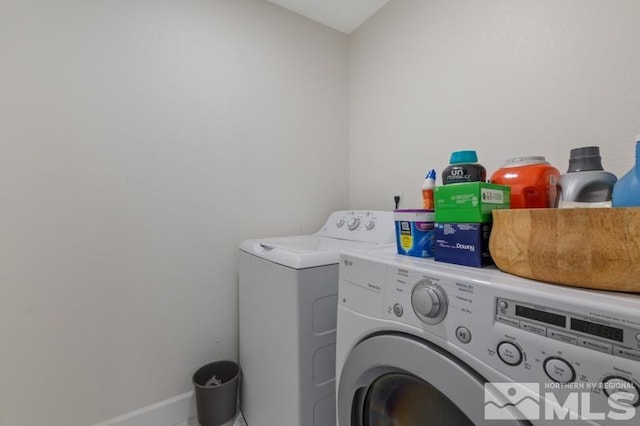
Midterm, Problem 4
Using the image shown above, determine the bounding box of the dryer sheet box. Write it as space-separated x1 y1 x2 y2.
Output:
434 222 493 267
434 182 510 223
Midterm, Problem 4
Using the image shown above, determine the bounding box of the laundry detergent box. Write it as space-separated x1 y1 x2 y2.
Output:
394 209 435 258
434 182 510 223
434 222 492 267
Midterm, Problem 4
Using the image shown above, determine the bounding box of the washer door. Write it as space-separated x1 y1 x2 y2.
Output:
338 333 530 425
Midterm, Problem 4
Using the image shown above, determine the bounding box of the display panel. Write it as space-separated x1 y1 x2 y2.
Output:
570 318 624 342
515 305 566 327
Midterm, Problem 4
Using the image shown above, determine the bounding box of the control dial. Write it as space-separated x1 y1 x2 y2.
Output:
543 357 576 383
336 218 345 228
347 218 360 230
411 280 448 325
365 220 375 230
497 341 523 366
602 376 640 407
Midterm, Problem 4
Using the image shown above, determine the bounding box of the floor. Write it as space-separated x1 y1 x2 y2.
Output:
174 410 247 426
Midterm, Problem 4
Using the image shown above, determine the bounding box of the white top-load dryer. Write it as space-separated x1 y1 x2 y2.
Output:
239 211 395 426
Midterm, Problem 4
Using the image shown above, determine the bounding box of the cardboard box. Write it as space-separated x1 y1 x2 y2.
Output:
434 182 510 223
394 209 435 258
434 222 492 267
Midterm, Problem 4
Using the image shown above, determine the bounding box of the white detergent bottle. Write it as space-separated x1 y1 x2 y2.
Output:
556 146 617 208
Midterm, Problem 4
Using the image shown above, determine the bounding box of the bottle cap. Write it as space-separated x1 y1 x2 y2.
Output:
450 150 478 164
567 146 604 172
426 169 436 180
501 156 549 168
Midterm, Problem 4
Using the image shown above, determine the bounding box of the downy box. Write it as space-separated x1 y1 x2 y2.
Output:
434 222 492 267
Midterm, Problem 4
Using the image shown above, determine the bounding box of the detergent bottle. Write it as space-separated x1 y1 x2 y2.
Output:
442 150 486 185
421 169 436 210
612 137 640 207
556 146 617 208
490 156 560 209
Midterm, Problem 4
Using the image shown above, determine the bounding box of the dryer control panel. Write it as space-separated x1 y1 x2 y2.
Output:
495 298 640 362
338 250 640 420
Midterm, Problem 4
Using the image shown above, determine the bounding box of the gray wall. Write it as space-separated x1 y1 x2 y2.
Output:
349 0 640 209
0 1 348 425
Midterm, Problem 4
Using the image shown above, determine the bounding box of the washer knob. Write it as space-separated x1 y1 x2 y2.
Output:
411 281 447 324
365 220 375 230
336 218 345 228
347 218 360 230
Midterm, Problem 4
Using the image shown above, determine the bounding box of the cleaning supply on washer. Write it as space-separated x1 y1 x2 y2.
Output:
434 182 510 223
612 137 640 207
556 146 617 208
490 156 560 209
421 169 436 210
442 150 486 185
394 209 435 258
434 223 492 267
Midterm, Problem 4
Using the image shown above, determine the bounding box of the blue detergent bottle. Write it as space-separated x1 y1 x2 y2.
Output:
612 136 640 207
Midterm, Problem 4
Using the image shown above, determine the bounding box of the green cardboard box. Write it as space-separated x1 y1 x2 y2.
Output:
434 182 510 223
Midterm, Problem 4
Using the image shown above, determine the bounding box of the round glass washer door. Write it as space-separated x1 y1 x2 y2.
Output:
363 372 473 425
338 333 530 426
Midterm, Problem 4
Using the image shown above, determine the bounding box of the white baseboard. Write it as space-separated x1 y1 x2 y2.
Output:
91 391 195 426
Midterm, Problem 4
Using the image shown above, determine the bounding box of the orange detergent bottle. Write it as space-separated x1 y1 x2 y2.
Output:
490 156 560 209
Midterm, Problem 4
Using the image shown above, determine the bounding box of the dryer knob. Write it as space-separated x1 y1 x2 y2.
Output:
411 281 448 325
347 218 360 230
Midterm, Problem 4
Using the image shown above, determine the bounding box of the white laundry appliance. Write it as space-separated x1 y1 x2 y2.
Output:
336 247 640 425
239 211 395 426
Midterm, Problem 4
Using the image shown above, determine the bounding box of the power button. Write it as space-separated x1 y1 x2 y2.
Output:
393 303 404 317
456 327 472 344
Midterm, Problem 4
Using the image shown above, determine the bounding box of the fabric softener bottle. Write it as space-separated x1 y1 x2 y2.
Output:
442 150 486 185
612 137 640 207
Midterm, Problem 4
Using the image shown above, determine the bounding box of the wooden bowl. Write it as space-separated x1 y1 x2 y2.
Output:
489 208 640 293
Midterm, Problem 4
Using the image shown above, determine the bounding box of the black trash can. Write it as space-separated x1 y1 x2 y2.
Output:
193 360 241 426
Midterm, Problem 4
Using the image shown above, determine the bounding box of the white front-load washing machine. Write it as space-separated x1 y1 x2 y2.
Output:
239 211 395 426
336 247 640 425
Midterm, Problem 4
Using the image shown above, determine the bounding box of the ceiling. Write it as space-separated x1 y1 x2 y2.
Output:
266 0 389 34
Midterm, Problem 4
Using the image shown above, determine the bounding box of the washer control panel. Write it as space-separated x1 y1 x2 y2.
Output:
496 298 640 362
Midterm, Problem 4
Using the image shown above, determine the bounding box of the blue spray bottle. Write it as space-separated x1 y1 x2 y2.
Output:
612 136 640 207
